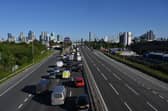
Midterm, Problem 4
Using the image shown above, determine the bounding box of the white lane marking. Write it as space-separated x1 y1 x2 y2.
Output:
83 52 109 111
125 84 139 95
109 83 119 95
69 90 72 97
113 73 121 80
28 94 32 97
24 98 28 102
152 90 158 95
124 102 132 111
159 95 164 99
147 102 158 111
101 73 108 80
0 62 44 96
18 104 23 109
96 67 100 72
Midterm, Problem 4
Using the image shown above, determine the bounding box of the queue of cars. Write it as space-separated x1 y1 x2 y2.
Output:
35 46 90 111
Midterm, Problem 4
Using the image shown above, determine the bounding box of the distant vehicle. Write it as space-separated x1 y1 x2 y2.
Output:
48 72 57 79
77 52 80 56
51 85 66 105
77 56 82 61
56 61 64 67
36 79 50 94
71 63 83 72
74 77 85 87
62 70 71 79
76 94 90 111
47 67 54 73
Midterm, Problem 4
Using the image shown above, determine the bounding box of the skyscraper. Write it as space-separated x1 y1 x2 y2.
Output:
119 32 132 46
18 32 26 43
89 32 91 42
28 30 35 41
140 30 155 41
7 33 15 42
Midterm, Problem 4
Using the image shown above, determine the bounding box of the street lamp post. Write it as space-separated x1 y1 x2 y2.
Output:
32 40 34 64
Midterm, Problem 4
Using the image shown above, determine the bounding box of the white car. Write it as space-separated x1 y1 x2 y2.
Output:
77 56 82 61
56 61 64 67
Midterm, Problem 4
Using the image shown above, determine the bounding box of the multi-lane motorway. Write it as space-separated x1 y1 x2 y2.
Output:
1 46 168 111
0 51 88 111
81 46 168 111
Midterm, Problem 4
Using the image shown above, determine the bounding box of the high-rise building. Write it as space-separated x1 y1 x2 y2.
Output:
57 34 60 41
140 30 155 41
104 36 108 42
7 33 15 42
18 32 26 43
50 32 56 41
119 32 132 46
28 30 35 41
89 32 91 42
39 32 48 41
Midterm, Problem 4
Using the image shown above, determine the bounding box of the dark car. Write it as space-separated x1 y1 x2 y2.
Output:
71 63 83 72
36 79 51 94
76 94 90 111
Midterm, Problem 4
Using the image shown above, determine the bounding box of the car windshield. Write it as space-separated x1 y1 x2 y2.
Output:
54 94 62 98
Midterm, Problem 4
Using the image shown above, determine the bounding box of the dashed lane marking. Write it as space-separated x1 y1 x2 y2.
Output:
18 104 23 109
147 102 158 111
124 102 132 111
109 83 119 95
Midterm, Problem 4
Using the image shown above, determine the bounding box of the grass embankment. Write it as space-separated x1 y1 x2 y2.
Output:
0 50 54 83
104 52 168 82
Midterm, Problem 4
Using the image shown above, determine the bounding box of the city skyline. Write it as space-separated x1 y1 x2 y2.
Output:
0 0 168 40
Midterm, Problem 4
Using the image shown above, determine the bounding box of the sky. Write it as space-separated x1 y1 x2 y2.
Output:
0 0 168 41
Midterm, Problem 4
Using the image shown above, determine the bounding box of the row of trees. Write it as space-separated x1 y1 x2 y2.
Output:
0 41 46 73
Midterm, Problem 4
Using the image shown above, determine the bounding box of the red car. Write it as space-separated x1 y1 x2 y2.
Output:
75 77 85 87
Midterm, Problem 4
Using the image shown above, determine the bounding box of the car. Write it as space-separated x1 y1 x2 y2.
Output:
36 79 51 94
71 63 83 72
77 56 82 61
48 72 57 79
76 94 90 111
51 85 66 105
56 61 64 67
74 77 85 87
62 70 71 79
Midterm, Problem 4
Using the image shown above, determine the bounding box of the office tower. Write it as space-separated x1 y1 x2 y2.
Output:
119 32 132 46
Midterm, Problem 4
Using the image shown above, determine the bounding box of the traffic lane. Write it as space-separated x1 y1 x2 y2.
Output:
82 48 126 111
95 50 168 92
88 49 168 111
21 64 87 111
21 79 66 111
0 54 59 111
89 55 157 111
59 64 88 110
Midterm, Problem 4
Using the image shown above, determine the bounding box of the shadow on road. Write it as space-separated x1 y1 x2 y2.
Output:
22 85 36 95
62 80 74 88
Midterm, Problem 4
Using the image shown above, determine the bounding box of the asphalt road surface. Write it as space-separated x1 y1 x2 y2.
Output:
81 46 168 111
0 51 88 111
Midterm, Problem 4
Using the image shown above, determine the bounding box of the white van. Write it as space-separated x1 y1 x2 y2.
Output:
51 85 66 105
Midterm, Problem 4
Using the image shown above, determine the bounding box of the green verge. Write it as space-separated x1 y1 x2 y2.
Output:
0 50 54 84
104 52 168 82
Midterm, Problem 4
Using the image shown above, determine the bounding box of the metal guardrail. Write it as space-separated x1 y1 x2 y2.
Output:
81 49 108 111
